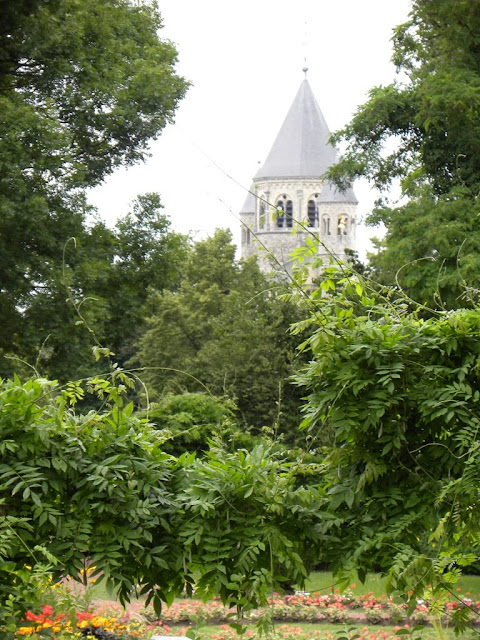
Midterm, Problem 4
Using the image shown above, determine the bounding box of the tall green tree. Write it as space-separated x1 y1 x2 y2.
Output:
99 193 189 367
133 229 305 437
0 0 188 375
327 0 480 308
12 194 188 381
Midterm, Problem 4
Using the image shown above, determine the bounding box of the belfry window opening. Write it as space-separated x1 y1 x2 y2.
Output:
337 214 348 235
276 195 293 228
307 199 319 227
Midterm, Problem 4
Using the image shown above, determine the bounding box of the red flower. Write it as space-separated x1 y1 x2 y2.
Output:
76 611 94 621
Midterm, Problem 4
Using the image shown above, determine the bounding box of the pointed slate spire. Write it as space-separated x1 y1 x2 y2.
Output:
255 78 333 180
255 78 357 203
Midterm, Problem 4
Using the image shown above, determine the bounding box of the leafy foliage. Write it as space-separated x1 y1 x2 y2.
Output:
0 374 184 618
366 187 480 310
0 373 322 634
143 392 260 456
2 0 188 187
176 445 323 612
327 0 480 308
4 193 188 382
328 0 480 196
292 262 480 622
133 229 306 436
0 0 188 377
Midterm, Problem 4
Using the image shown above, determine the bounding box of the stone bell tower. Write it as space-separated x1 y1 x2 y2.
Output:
240 71 357 274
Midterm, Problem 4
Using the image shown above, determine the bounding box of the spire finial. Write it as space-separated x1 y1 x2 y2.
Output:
302 17 309 78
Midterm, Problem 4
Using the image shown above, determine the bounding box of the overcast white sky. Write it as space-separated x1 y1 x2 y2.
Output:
88 0 412 258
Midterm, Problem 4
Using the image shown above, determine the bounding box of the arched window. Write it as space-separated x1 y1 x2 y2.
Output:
276 195 293 228
307 200 318 226
337 214 348 235
322 215 331 236
276 201 285 228
285 199 293 228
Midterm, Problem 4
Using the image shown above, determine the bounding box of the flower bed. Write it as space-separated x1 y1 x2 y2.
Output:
143 590 480 627
14 589 480 638
15 604 170 639
203 624 415 640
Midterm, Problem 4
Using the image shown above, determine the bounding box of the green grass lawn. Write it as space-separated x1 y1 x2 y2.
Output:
87 570 480 602
301 572 387 597
301 572 480 599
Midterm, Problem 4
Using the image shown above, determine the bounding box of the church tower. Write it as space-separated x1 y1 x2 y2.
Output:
240 74 357 273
